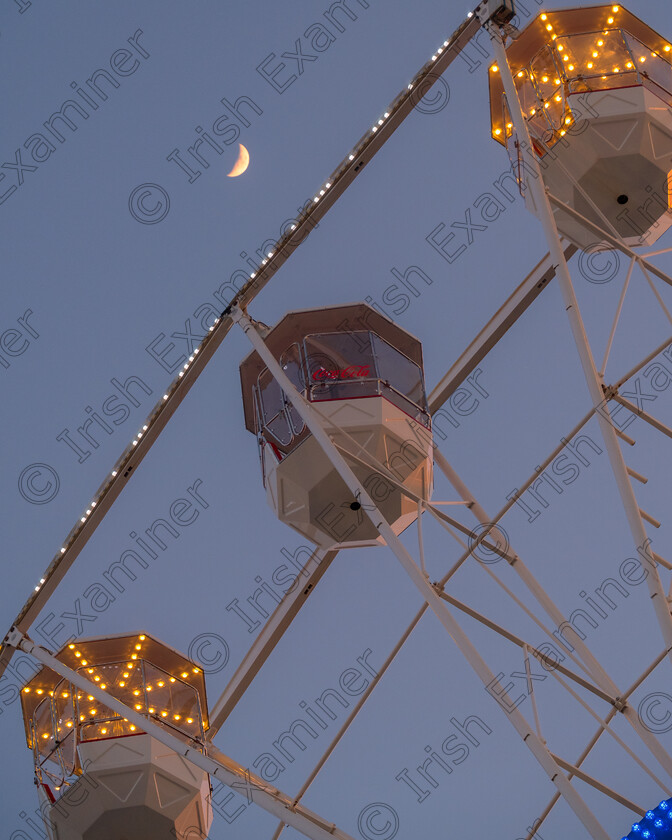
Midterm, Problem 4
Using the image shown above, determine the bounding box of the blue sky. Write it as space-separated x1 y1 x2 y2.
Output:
2 1 672 838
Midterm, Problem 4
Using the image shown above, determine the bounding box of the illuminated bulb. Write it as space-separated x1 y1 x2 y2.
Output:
174 714 181 721
87 668 93 674
593 51 598 57
563 55 568 62
112 469 118 476
135 644 141 650
506 122 512 128
157 681 164 687
36 689 43 695
665 45 671 52
62 692 69 698
626 61 633 67
119 681 125 687
613 67 619 72
135 704 142 710
170 678 176 683
100 684 106 690
101 728 107 734
554 78 560 84
491 65 498 72
148 707 155 714
66 722 73 727
517 70 524 77
147 686 152 691
80 715 85 721
127 662 133 668
181 672 188 678
612 4 619 10
541 13 547 19
42 733 49 739
565 116 572 124
161 711 168 717
81 518 86 523
23 687 30 693
551 34 557 40
88 695 94 701
90 709 96 715
69 644 75 649
130 725 136 731
597 40 604 46
193 668 199 673
587 62 594 69
546 24 552 31
94 676 100 682
542 75 548 82
560 129 566 135
494 128 502 136
557 44 563 51
640 56 646 62
123 673 129 678
142 425 147 431
60 547 66 553
131 654 137 660
568 64 574 70
544 102 550 108
187 718 193 724
607 17 614 24
133 690 140 696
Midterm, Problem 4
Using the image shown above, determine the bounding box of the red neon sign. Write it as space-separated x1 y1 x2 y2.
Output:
312 365 370 381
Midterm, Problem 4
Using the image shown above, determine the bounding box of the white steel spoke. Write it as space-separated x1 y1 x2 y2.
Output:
639 259 672 329
600 256 635 377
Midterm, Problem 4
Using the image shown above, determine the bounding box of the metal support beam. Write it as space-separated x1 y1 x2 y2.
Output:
428 244 577 413
207 549 336 739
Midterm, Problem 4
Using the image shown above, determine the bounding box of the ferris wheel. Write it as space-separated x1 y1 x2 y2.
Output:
4 1 672 838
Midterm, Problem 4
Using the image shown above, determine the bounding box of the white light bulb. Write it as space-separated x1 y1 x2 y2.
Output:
349 154 355 160
61 548 66 553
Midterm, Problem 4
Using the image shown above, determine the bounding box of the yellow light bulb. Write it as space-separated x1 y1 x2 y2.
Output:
94 676 100 682
612 5 619 10
130 725 136 731
131 654 137 660
542 75 548 82
491 65 499 72
665 46 671 52
147 685 152 691
607 17 614 24
101 728 107 734
187 718 193 724
80 714 85 721
134 644 141 650
62 692 69 698
613 67 619 72
593 51 598 57
80 660 87 666
193 668 199 674
88 695 94 700
23 687 30 693
506 122 512 128
119 681 125 687
563 55 569 62
517 71 524 77
68 644 75 649
170 678 176 683
90 709 96 715
568 64 574 71
36 689 43 695
100 684 106 690
133 690 140 695
546 24 552 31
560 129 566 135
544 102 550 108
139 635 146 641
66 722 73 727
554 78 560 84
587 62 594 69
565 116 572 124
597 40 604 46
74 652 81 658
541 13 547 20
158 681 164 687
149 707 155 714
135 704 142 710
626 62 633 68
557 44 563 51
42 733 49 739
174 714 181 721
639 56 646 62
161 711 168 717
181 672 188 678
123 673 129 678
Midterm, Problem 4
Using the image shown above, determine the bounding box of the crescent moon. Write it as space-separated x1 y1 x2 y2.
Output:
227 143 250 177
